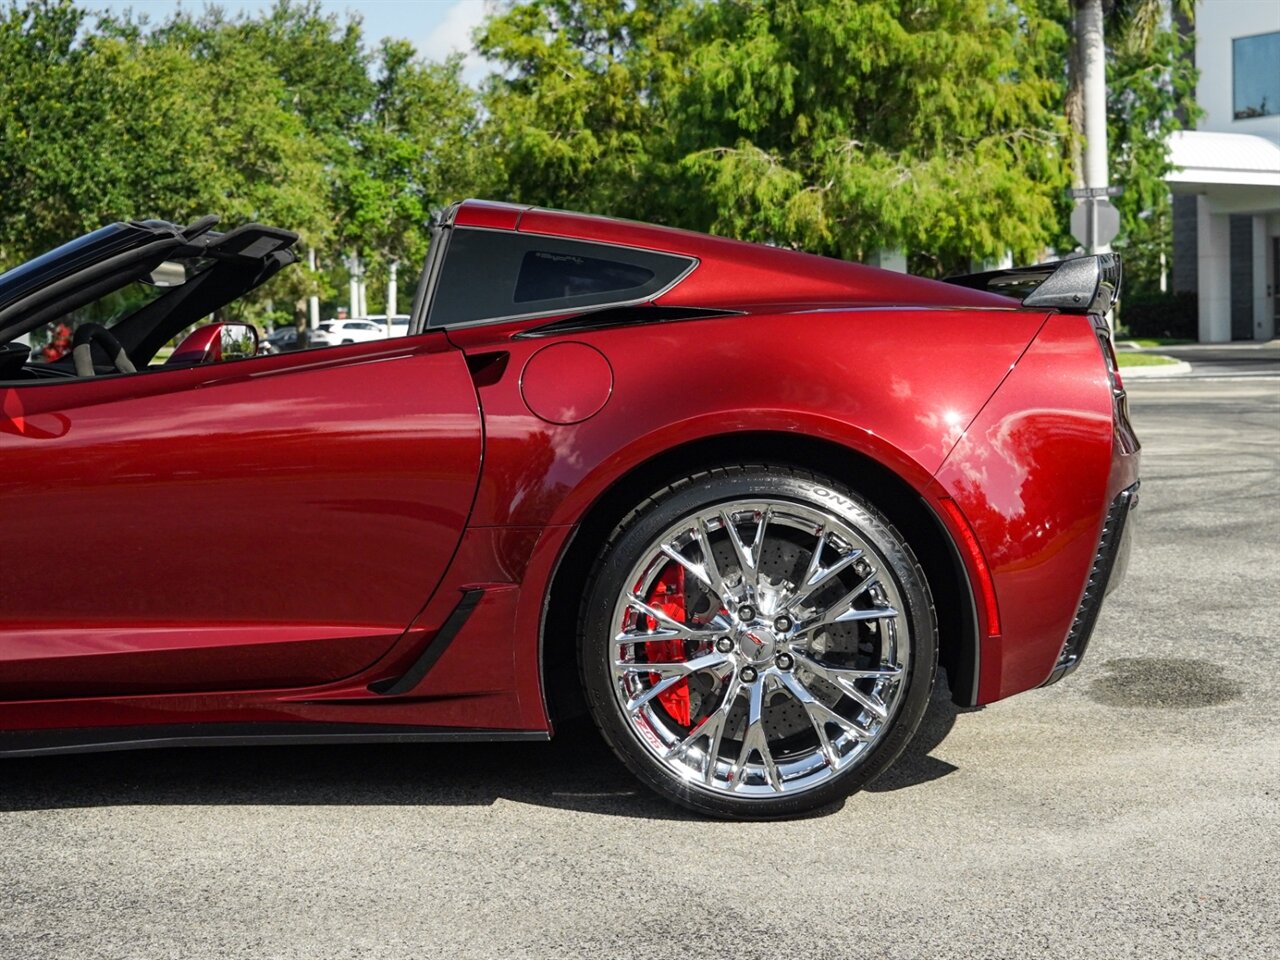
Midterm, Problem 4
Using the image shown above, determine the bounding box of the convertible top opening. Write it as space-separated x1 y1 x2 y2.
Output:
0 217 298 379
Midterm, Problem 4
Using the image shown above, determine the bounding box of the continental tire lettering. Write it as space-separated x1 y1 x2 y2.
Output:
800 483 858 514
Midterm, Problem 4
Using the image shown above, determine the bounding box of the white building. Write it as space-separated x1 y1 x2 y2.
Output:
1168 0 1280 342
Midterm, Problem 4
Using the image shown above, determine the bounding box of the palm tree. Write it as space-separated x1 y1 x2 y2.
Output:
1065 0 1195 189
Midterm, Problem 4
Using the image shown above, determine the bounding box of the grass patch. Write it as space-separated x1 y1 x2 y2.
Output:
1116 352 1181 367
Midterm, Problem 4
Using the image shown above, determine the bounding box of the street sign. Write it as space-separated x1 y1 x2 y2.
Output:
1070 197 1120 249
1066 185 1124 199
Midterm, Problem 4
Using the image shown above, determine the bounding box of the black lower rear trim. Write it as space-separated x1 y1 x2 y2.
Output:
1042 481 1139 687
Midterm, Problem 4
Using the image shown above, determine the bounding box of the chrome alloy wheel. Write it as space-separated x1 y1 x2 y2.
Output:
608 498 910 797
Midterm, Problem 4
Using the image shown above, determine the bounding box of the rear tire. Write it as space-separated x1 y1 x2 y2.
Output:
578 465 937 820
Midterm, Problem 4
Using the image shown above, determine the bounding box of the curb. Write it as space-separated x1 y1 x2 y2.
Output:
1119 360 1193 379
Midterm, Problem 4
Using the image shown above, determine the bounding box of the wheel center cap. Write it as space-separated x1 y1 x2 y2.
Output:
736 625 778 662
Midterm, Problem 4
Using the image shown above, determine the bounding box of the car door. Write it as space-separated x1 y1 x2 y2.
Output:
0 334 481 700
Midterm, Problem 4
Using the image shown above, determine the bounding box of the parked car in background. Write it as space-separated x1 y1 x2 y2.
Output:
352 314 410 337
262 326 335 352
263 327 299 352
0 202 1138 819
317 318 386 343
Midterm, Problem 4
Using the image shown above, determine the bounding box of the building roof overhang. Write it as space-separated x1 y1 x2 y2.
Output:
1165 130 1280 214
1165 130 1280 189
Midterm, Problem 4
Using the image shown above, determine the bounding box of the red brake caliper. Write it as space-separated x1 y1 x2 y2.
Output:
645 563 692 726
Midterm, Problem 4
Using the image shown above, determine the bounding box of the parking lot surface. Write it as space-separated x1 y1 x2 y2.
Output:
2 377 1277 960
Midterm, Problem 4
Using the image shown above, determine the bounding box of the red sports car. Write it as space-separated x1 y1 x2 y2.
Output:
0 200 1138 819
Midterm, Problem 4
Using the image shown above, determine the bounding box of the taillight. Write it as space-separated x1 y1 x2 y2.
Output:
1100 333 1125 393
1095 322 1140 454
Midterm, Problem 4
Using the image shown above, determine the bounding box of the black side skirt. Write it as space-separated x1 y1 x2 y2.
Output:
0 722 549 758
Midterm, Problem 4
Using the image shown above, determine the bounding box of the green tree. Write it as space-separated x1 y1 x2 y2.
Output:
0 0 93 263
0 0 331 266
139 0 373 256
337 40 487 293
675 0 1069 268
481 0 1070 272
481 0 1198 282
1055 1 1199 291
152 0 377 321
477 0 692 221
1 0 1198 301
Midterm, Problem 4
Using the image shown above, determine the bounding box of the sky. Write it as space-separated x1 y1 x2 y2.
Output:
78 0 494 82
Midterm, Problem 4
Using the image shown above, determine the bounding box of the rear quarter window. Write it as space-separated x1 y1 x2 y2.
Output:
428 229 695 327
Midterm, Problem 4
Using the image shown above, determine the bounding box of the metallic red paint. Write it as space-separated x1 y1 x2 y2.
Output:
452 199 527 232
0 335 481 700
166 323 224 366
519 341 613 424
937 497 1002 637
930 313 1138 699
0 199 1137 750
450 307 1047 530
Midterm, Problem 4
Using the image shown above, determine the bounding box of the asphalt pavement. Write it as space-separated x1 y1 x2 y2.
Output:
2 376 1278 960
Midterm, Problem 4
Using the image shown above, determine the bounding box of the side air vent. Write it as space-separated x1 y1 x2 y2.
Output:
368 589 485 696
517 305 743 338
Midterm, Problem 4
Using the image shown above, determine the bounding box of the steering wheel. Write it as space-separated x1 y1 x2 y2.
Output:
72 323 137 377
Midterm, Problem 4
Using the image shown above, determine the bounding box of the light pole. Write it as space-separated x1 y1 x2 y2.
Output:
387 260 398 337
1080 0 1108 212
307 248 319 330
347 252 361 320
1072 0 1119 257
1066 1 1123 333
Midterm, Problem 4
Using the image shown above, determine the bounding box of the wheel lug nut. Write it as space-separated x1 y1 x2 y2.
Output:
776 653 794 671
740 666 758 683
774 615 792 632
737 605 756 622
715 637 734 653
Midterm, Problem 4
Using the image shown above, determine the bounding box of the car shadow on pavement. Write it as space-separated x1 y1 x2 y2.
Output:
0 679 965 819
867 679 964 792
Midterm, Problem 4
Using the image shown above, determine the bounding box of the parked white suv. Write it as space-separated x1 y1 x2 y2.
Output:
315 319 388 343
358 314 411 337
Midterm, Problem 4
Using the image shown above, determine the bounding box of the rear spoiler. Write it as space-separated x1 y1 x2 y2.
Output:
944 253 1121 314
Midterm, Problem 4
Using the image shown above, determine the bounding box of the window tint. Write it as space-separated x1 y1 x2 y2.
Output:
428 229 695 327
1234 32 1280 120
514 250 654 303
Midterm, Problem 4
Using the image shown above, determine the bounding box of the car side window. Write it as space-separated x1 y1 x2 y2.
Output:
427 229 695 327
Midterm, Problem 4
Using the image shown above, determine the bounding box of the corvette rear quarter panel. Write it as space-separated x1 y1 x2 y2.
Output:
929 313 1121 701
436 306 1051 725
454 308 1048 529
